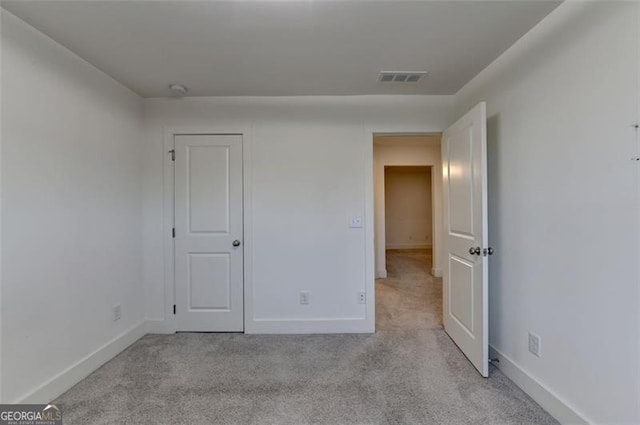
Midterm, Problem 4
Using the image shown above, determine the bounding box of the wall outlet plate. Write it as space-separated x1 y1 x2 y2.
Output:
528 332 541 357
349 215 363 228
299 291 310 305
113 304 122 321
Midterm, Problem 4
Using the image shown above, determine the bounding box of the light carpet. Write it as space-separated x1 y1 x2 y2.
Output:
55 249 557 424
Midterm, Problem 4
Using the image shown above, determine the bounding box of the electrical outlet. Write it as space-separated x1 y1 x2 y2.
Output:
349 215 363 228
528 332 541 357
358 292 366 304
113 304 122 322
299 291 310 305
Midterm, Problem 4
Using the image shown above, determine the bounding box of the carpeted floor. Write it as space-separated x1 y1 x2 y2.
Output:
55 249 558 424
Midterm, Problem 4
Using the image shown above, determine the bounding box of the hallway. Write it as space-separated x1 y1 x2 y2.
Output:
376 249 442 330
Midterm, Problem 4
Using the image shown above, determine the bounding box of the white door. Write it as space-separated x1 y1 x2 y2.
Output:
174 134 244 332
442 102 489 377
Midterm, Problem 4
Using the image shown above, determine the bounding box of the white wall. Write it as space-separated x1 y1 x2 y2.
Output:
7 2 636 422
1 11 144 403
373 136 442 278
385 166 432 250
454 2 639 424
142 96 453 333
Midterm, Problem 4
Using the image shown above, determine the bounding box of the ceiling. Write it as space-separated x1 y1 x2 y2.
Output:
2 1 561 98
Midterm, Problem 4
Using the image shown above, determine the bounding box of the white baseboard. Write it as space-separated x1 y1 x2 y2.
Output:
144 318 174 334
246 318 373 334
14 321 146 404
376 269 387 279
145 317 373 335
431 268 442 277
489 345 589 424
386 243 432 250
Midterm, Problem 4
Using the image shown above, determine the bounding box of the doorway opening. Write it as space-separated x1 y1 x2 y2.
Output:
370 103 488 374
384 165 433 252
373 134 443 330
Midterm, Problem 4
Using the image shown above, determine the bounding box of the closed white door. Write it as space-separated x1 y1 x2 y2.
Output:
174 134 243 332
442 102 489 377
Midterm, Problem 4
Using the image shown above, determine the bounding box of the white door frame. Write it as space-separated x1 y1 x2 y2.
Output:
365 127 444 332
162 126 253 333
370 132 443 280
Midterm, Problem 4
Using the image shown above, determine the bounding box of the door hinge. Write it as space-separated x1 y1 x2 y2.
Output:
172 228 176 238
169 149 175 161
173 304 176 315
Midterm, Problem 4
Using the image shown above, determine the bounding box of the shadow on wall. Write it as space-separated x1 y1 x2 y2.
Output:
486 113 502 341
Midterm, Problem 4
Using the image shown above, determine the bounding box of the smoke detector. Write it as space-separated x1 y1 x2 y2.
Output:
378 71 427 83
169 84 188 96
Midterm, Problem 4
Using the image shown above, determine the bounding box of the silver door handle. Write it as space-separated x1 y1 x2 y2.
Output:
232 240 241 247
469 247 481 255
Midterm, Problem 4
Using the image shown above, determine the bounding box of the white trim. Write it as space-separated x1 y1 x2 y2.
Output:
162 126 253 334
375 269 387 279
431 268 442 278
13 322 146 404
162 128 176 333
489 345 589 424
385 243 432 250
242 127 255 334
248 318 370 334
363 128 376 333
144 319 174 334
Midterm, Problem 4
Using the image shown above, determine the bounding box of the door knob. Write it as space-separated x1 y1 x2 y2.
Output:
232 240 241 247
483 247 494 256
469 247 481 255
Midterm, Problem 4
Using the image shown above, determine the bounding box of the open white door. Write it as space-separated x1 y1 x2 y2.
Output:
442 102 490 377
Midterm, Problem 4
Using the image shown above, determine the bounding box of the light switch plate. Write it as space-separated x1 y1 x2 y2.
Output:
349 215 363 228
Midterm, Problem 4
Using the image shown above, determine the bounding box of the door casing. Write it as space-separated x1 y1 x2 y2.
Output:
373 134 443 279
366 126 446 333
162 127 253 334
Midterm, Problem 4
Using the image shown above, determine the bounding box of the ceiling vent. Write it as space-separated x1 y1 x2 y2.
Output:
378 71 427 83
